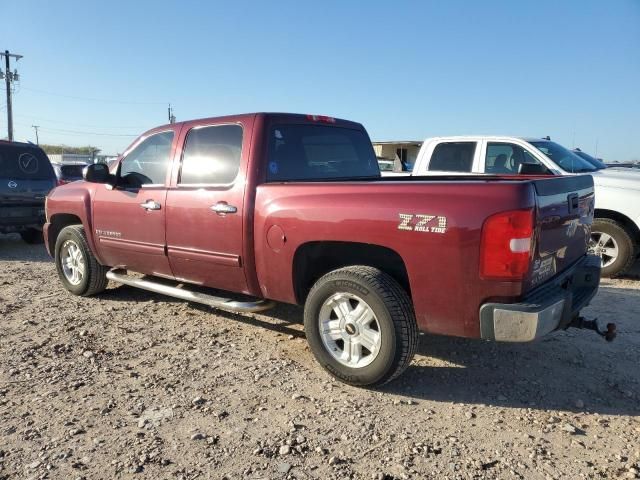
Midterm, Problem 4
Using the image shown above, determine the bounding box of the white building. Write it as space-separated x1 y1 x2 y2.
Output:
372 141 422 172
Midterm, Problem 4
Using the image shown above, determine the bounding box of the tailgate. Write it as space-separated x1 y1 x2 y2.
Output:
0 178 54 206
527 175 594 289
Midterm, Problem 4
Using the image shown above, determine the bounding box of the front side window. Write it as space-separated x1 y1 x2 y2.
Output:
428 142 476 172
180 124 243 185
120 131 174 187
266 124 379 182
484 142 543 174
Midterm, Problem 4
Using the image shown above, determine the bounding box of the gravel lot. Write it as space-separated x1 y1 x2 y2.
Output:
1 233 639 480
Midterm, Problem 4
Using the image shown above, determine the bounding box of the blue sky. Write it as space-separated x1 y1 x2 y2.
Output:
3 0 639 160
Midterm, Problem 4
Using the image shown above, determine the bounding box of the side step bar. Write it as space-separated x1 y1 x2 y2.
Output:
106 270 275 314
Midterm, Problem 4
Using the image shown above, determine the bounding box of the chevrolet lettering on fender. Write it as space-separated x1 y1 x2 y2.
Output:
43 113 613 387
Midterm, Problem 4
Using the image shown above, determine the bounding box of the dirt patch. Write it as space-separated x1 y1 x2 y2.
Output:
1 233 639 479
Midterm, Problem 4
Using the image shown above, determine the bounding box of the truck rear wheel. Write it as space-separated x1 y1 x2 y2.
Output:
55 225 109 296
304 266 417 387
590 218 635 277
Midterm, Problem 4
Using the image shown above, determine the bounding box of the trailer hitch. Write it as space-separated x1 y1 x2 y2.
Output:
569 317 617 342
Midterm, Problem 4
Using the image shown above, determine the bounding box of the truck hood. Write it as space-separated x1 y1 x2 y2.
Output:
590 168 640 191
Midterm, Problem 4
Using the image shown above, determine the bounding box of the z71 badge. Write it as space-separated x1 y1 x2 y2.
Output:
398 214 447 234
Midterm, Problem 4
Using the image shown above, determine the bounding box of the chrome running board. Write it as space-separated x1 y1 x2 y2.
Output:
106 270 274 313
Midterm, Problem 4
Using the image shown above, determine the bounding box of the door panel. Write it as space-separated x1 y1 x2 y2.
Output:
166 187 246 291
93 186 173 277
165 122 248 293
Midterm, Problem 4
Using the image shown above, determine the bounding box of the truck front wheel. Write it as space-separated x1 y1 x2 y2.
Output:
304 266 418 387
589 218 635 277
55 225 109 296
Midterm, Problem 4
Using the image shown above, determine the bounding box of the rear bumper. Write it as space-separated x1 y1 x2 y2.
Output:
0 206 46 232
479 255 601 342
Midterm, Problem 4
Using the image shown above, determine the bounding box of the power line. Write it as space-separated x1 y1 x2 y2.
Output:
21 86 166 105
15 113 148 129
19 124 138 137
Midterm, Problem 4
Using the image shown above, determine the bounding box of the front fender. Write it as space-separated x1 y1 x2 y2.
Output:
46 183 105 264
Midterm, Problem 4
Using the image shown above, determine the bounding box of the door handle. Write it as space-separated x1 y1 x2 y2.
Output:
210 202 238 215
140 200 161 211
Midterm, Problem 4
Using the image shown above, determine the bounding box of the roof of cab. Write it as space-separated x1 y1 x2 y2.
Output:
423 135 551 144
147 112 364 134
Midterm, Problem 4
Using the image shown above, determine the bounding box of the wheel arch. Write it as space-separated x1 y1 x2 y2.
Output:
48 214 87 257
292 241 411 304
594 209 640 245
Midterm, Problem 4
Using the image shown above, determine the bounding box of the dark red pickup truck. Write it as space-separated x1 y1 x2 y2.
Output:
44 113 605 386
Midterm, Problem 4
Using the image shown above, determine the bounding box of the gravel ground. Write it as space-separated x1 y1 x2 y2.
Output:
1 233 639 480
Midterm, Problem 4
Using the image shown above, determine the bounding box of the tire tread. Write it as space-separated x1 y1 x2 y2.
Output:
593 218 635 277
57 225 109 296
306 265 418 386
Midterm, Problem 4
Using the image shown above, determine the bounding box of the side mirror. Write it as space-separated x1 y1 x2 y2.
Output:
83 163 113 184
518 163 551 175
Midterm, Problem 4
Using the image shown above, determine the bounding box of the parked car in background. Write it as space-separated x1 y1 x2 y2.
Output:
0 140 57 243
44 113 604 386
387 136 640 277
606 161 640 169
572 148 608 170
51 161 88 185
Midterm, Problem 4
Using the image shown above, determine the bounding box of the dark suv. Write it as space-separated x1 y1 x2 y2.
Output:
0 141 57 243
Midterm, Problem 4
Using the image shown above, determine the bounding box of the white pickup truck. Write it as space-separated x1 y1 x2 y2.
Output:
384 136 640 277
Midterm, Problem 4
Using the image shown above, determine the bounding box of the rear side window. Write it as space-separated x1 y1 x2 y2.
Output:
428 142 476 172
120 131 174 187
180 124 242 185
0 146 55 180
266 124 379 181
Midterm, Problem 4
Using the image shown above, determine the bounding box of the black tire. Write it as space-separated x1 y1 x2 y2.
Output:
304 266 418 387
590 218 635 277
20 228 44 244
55 225 109 296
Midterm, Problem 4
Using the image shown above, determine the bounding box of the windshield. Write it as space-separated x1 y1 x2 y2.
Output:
573 150 607 170
529 141 597 173
266 124 380 181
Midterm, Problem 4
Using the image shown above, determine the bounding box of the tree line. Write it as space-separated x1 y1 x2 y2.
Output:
39 144 101 155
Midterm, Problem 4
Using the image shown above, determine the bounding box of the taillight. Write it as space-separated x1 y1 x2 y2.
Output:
306 114 336 123
480 209 534 280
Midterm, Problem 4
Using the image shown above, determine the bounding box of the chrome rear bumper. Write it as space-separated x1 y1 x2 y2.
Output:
479 255 601 342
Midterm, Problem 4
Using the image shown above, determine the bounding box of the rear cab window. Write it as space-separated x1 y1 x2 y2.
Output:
0 145 55 180
428 142 476 172
266 124 379 182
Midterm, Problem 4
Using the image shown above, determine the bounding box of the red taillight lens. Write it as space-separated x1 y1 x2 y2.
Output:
480 209 534 280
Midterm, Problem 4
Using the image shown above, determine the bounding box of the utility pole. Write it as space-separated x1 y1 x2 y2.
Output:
168 103 176 124
32 125 40 145
0 50 23 141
